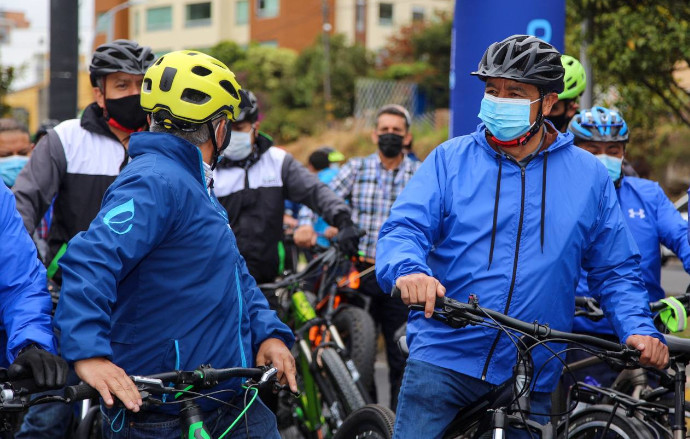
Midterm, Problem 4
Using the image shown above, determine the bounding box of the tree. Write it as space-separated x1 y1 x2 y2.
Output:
378 13 452 108
566 0 690 131
290 34 374 119
0 64 14 116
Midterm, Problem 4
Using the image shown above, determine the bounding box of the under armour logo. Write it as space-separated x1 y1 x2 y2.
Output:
628 208 645 219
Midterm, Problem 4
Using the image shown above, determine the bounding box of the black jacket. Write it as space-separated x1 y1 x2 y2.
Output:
13 103 127 273
214 133 351 283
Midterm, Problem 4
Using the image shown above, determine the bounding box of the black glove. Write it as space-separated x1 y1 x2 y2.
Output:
336 224 362 257
8 344 68 388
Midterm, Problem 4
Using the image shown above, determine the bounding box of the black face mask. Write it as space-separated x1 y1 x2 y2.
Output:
378 133 404 158
546 113 571 132
105 95 148 132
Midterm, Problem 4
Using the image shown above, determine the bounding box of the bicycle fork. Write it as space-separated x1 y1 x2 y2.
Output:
671 361 686 439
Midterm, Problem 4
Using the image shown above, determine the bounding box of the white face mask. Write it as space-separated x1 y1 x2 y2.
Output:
222 130 253 161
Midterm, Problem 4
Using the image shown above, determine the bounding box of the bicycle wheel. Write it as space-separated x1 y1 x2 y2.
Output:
333 306 376 391
332 404 395 439
563 405 658 439
319 347 367 415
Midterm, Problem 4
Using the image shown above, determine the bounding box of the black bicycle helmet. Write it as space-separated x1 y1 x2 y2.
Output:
471 34 565 94
89 39 156 86
234 90 259 124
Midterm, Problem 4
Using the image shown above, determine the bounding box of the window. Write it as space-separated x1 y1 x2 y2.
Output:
355 0 365 32
258 40 278 47
133 11 140 37
186 2 211 27
146 6 172 31
96 12 108 33
379 3 393 26
256 0 279 19
236 0 248 25
412 6 424 22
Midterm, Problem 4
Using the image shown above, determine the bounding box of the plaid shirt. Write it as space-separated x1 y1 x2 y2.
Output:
301 153 421 259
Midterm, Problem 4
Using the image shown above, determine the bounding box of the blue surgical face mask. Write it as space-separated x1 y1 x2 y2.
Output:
595 154 623 182
0 155 29 187
478 94 541 142
222 130 253 161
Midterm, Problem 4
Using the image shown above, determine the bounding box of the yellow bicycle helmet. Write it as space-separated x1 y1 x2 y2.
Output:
140 50 243 127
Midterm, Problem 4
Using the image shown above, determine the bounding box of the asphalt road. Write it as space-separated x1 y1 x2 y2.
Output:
373 259 690 410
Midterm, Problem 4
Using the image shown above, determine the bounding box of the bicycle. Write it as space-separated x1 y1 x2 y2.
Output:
260 256 372 438
390 286 662 439
67 364 281 438
558 295 690 439
0 365 279 438
307 240 378 396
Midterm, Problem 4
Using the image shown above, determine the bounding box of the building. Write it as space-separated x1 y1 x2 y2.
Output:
0 10 30 44
94 0 453 54
5 54 93 133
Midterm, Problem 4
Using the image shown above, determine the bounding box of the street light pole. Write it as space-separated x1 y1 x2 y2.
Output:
321 0 334 127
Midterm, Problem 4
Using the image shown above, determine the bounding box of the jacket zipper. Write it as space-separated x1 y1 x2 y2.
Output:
482 163 526 380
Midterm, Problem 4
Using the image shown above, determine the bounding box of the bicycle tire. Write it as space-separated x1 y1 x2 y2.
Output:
332 306 376 391
319 347 367 415
73 405 103 439
332 404 395 439
563 405 659 439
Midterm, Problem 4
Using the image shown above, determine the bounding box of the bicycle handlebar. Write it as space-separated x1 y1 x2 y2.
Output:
391 286 639 360
575 294 690 317
64 365 277 403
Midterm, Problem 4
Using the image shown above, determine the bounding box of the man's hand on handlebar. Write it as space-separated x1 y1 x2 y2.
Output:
396 273 446 318
293 225 317 248
256 338 298 394
8 344 68 388
625 335 669 369
75 357 142 412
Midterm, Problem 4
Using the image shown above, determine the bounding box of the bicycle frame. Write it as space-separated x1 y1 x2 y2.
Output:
390 288 645 439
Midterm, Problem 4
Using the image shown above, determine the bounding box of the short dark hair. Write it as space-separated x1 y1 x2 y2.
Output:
376 104 411 129
308 150 330 171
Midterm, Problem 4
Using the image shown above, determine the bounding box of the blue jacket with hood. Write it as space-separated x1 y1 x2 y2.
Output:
376 124 663 392
0 185 56 366
55 131 294 412
574 176 690 334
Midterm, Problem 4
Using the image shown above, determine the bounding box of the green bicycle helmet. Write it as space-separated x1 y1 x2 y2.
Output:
558 55 587 100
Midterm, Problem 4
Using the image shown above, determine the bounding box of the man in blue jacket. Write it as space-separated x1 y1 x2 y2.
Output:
375 35 667 438
55 50 296 438
0 185 66 387
567 107 690 382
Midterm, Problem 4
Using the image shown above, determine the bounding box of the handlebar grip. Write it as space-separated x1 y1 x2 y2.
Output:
65 383 100 402
391 286 401 299
6 378 44 395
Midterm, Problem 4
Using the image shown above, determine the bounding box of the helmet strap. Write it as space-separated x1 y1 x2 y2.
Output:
207 120 220 172
489 88 545 147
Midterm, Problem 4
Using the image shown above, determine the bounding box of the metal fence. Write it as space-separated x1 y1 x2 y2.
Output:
354 78 435 131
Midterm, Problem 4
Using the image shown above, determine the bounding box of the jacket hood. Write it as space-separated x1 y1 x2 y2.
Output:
470 122 575 159
128 131 206 187
80 102 121 143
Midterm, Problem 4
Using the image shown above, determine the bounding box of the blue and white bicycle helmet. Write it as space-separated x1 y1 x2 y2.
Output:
567 106 629 143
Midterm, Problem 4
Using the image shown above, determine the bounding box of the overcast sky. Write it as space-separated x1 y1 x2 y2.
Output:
0 0 94 89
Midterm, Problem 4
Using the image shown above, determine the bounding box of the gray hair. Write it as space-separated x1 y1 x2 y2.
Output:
0 118 29 135
149 110 212 146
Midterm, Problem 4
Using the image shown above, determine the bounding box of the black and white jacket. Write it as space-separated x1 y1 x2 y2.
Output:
214 133 351 284
13 103 127 272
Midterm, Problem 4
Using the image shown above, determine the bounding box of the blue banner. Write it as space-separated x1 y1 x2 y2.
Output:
449 1 566 138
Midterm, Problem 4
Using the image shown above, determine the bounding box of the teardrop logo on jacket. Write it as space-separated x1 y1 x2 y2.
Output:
103 198 135 235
